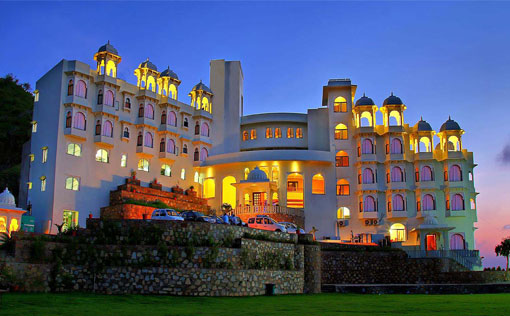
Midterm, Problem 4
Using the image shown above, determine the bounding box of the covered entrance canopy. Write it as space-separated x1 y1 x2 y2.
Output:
231 166 278 207
409 215 454 251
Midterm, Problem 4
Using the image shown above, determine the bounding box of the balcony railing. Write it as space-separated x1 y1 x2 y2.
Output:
403 249 482 271
233 205 304 218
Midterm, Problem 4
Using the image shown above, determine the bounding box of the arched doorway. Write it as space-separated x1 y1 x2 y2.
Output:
287 173 303 208
222 176 236 208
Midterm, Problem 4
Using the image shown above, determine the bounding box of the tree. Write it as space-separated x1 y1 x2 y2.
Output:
0 74 34 199
495 237 510 274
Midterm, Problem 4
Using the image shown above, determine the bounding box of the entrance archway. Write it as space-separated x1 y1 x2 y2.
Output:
222 176 236 208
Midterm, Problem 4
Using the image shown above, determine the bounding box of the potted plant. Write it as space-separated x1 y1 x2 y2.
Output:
185 185 196 197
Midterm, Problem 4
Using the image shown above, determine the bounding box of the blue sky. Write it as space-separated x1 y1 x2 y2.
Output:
1 1 509 267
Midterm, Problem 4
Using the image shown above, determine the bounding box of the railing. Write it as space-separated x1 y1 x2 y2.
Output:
233 205 304 218
403 249 482 271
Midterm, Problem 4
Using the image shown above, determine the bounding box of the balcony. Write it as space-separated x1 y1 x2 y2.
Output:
416 210 438 218
387 210 408 219
64 95 90 108
137 88 158 99
446 180 465 189
94 135 114 147
416 181 439 190
445 151 464 159
95 74 118 86
94 104 117 116
360 153 377 162
387 153 404 161
232 205 304 219
358 126 375 134
159 124 179 134
387 181 408 190
136 116 157 128
159 151 177 163
192 134 212 145
64 127 87 141
448 210 467 217
415 152 434 161
136 145 155 157
358 211 378 219
357 182 378 192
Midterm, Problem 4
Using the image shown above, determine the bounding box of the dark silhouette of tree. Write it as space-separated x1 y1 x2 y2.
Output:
495 237 510 275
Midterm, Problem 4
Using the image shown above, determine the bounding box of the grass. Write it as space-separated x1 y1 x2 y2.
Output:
1 293 509 316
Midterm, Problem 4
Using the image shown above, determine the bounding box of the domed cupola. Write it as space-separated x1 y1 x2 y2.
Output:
158 66 181 99
413 117 433 132
134 58 160 92
383 92 403 106
0 188 16 207
160 66 178 80
355 93 375 107
410 117 435 153
94 40 121 77
242 167 269 183
437 116 464 152
189 80 214 113
440 116 462 132
139 58 158 71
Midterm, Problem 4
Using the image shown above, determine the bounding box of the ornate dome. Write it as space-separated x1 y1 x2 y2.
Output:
245 167 269 182
0 188 15 206
383 93 403 106
192 80 212 94
355 94 375 107
440 117 461 132
414 117 433 132
139 58 158 71
423 215 439 226
97 41 118 55
160 66 179 79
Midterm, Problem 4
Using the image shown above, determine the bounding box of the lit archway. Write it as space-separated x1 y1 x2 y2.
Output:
390 223 406 242
287 173 303 208
222 176 236 207
203 178 215 198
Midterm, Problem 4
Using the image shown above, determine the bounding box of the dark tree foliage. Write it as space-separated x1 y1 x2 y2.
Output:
0 74 34 198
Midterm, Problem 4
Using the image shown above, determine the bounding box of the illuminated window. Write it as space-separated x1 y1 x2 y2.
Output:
312 174 325 194
287 128 294 138
102 120 113 137
389 110 402 126
145 104 154 119
63 210 78 231
336 179 350 196
137 159 149 172
27 182 32 190
74 112 86 130
470 198 476 210
266 128 273 138
120 154 127 167
66 143 81 157
65 176 80 191
194 172 199 183
40 176 46 192
32 121 37 133
337 207 350 219
271 166 279 182
361 138 374 154
275 128 282 138
449 165 462 182
34 90 39 102
181 168 186 180
296 128 303 138
334 123 347 140
76 80 87 98
469 171 473 181
203 178 215 198
95 149 109 163
333 96 347 112
287 173 303 208
447 135 461 151
222 176 236 206
335 151 349 167
0 217 6 233
250 129 257 140
242 131 249 141
390 223 406 242
9 218 19 235
451 194 465 211
29 154 34 162
244 168 250 180
161 164 171 177
42 147 48 163
169 84 177 99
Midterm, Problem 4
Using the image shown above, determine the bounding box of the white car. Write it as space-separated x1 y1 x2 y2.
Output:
247 215 287 232
279 222 305 234
151 209 184 221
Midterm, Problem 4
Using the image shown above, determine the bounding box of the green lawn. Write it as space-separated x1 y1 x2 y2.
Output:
1 293 509 316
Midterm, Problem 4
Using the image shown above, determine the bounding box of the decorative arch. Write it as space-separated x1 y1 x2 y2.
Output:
363 196 376 212
447 135 461 151
168 111 177 126
144 132 153 148
76 80 87 98
335 150 349 167
389 110 402 126
362 168 374 184
450 233 465 250
203 178 215 198
201 122 210 137
451 194 465 211
65 111 72 128
222 176 236 207
361 138 374 154
390 138 403 154
167 139 175 154
145 104 154 119
147 76 156 92
333 96 347 112
169 84 177 99
392 194 405 211
200 147 208 161
312 174 325 194
422 194 435 211
67 79 74 96
421 166 433 181
418 137 431 153
360 111 373 127
106 60 117 77
334 123 348 139
287 173 304 208
390 223 406 242
137 131 143 146
104 90 114 106
449 164 462 182
194 148 199 161
102 120 113 137
336 179 350 195
390 166 404 182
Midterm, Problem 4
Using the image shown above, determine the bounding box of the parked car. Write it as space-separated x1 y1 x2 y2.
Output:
150 209 184 221
279 222 305 234
208 215 226 224
229 215 247 227
180 211 212 222
247 215 287 232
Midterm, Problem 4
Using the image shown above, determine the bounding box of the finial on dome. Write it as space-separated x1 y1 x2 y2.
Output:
420 116 423 121
107 40 110 44
448 115 451 120
391 91 394 96
363 92 366 97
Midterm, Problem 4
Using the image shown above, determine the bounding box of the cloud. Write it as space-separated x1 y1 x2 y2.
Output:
503 224 510 230
498 144 510 164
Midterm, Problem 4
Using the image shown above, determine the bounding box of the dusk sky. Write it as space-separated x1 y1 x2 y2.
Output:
1 1 509 267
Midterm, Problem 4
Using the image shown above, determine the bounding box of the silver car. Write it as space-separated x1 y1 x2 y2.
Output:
279 222 305 234
151 209 184 221
247 215 287 232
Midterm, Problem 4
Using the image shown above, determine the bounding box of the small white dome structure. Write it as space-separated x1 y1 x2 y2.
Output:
0 187 16 207
243 167 269 182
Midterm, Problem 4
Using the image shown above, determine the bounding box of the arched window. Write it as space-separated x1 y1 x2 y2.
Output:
104 90 114 106
421 166 433 181
144 132 153 148
182 144 188 154
161 110 167 125
362 168 374 184
137 158 149 172
392 194 405 211
95 149 108 163
67 79 74 96
449 165 462 182
138 104 144 118
250 129 257 140
336 179 350 196
447 135 461 151
73 112 86 130
125 98 131 109
389 110 401 126
266 128 273 138
183 117 189 128
244 168 250 180
361 138 374 154
390 223 406 242
242 131 249 141
391 166 403 182
287 128 294 138
137 132 143 146
145 104 154 119
419 137 431 153
201 122 209 137
360 111 372 127
222 176 237 206
337 207 350 219
161 164 171 177
167 139 175 154
120 154 127 167
287 173 304 208
451 194 465 211
181 168 186 180
194 148 199 161
390 138 402 154
65 111 72 128
200 147 208 161
194 121 200 135
159 138 166 152
296 128 303 138
65 176 80 191
123 127 129 138
76 80 87 98
194 172 199 183
312 174 325 194
202 97 210 112
333 96 347 112
203 178 215 198
169 84 177 99
336 151 349 167
95 120 101 135
364 196 376 212
450 233 465 250
334 123 347 140
168 111 177 126
275 128 282 138
470 198 476 210
97 89 103 104
102 120 113 137
66 143 81 157
422 194 435 211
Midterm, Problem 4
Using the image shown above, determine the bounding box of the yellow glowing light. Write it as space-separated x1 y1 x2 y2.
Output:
389 223 406 242
222 176 236 207
203 178 215 198
312 174 325 194
291 161 299 172
287 173 303 208
9 218 19 235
